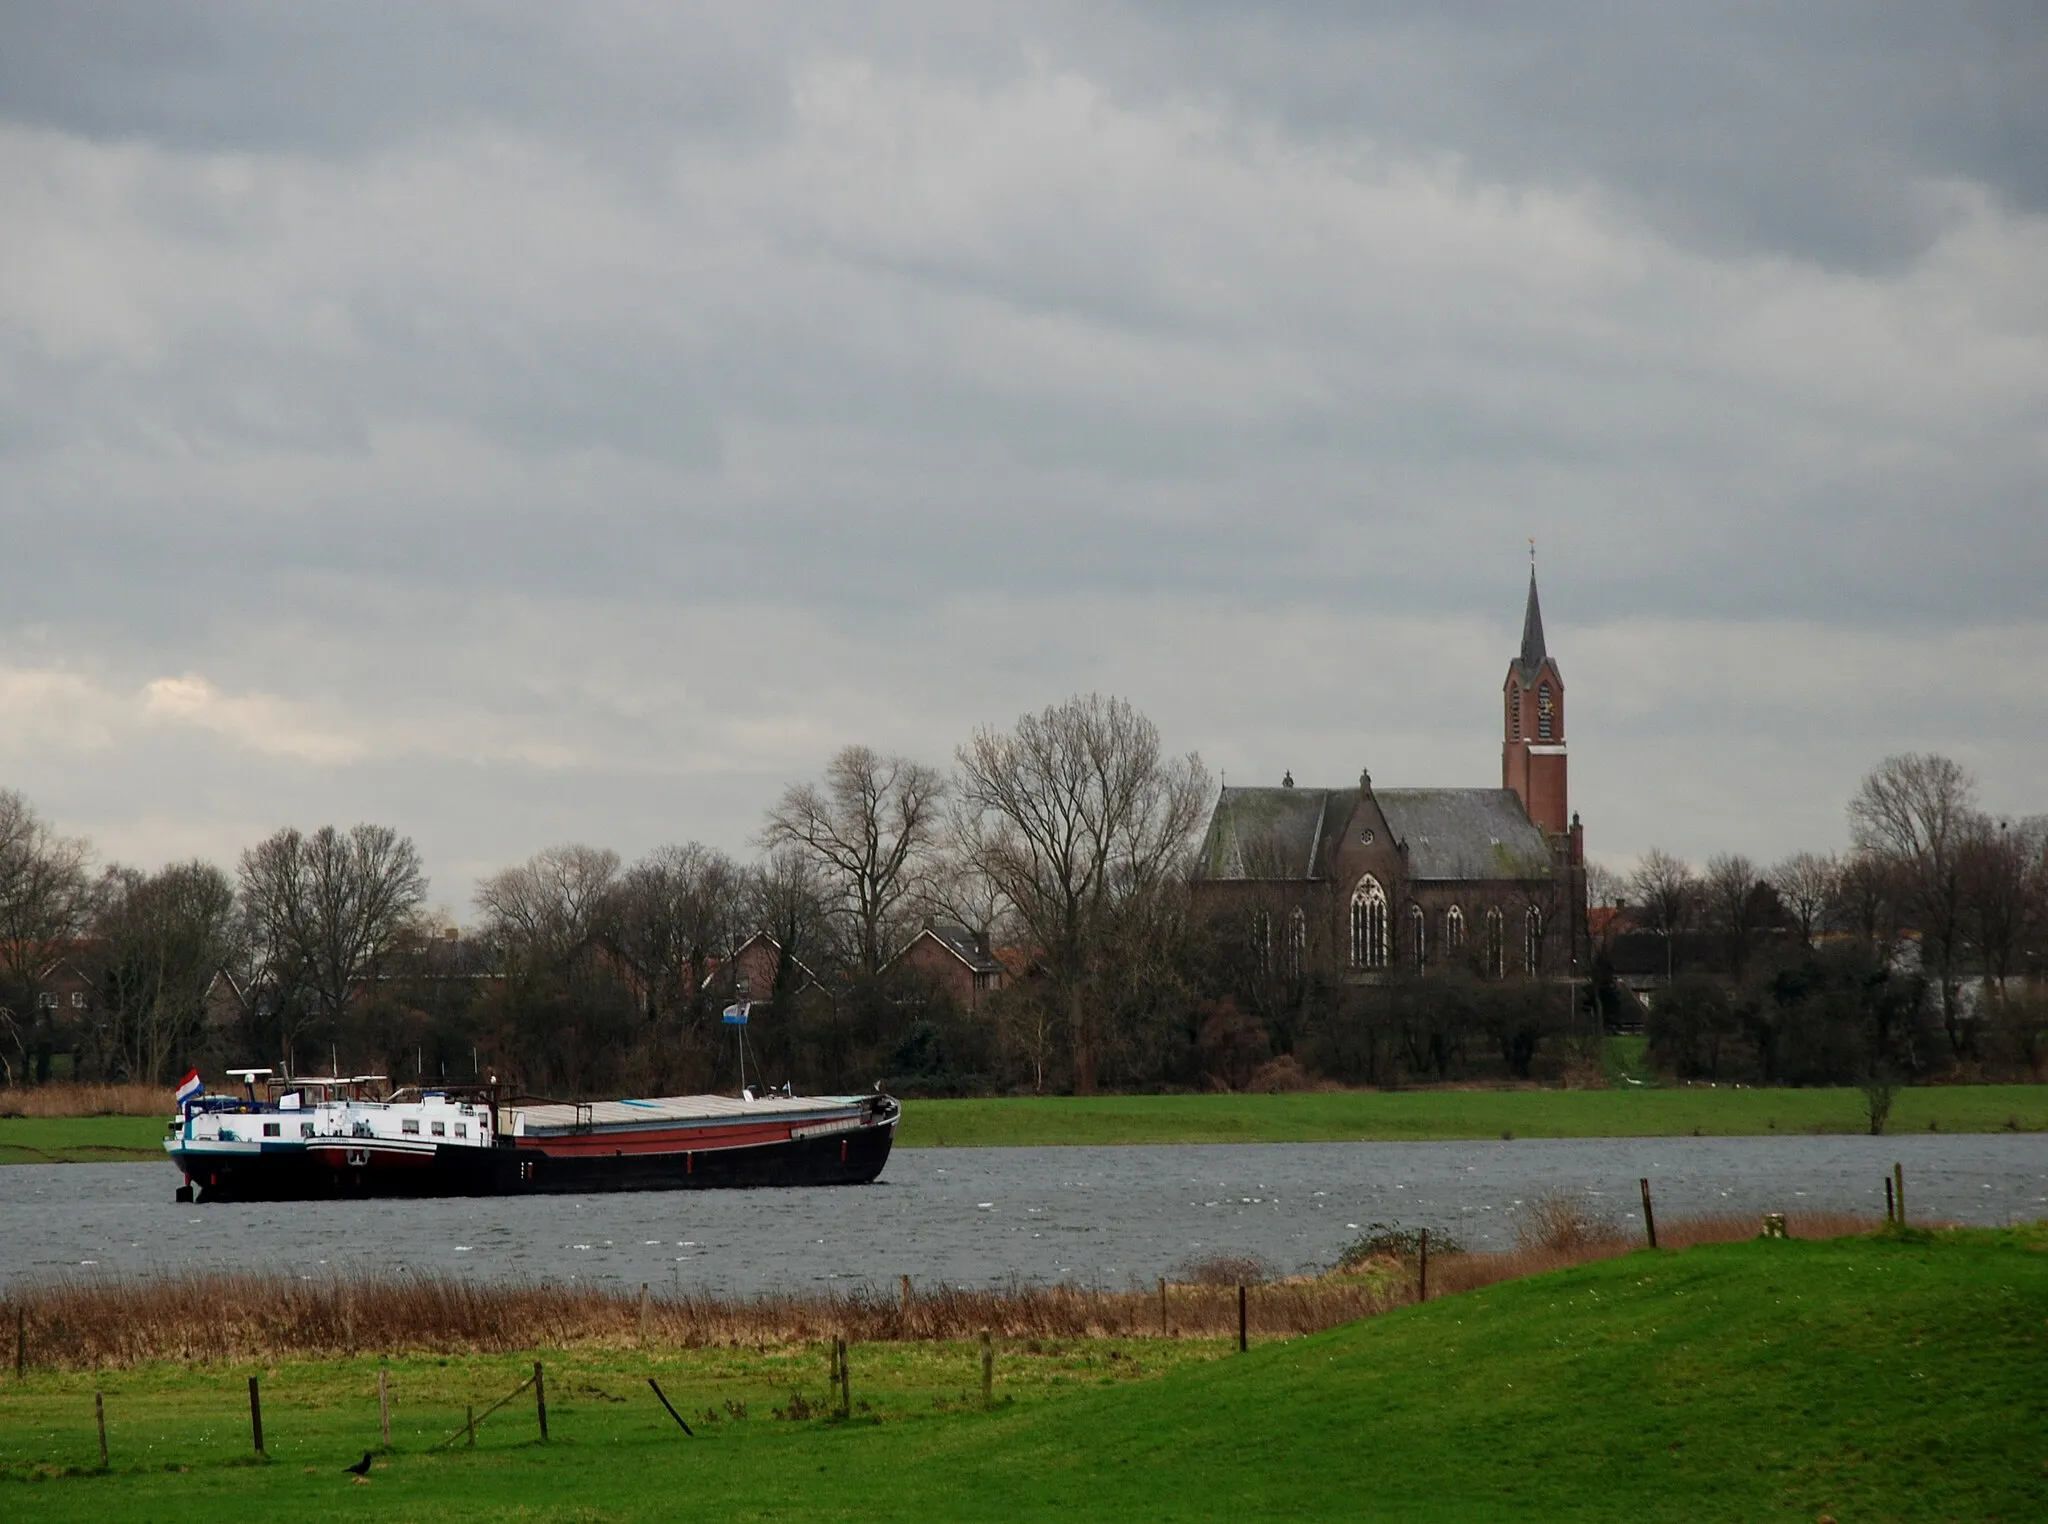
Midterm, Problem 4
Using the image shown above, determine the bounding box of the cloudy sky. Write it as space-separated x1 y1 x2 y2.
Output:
2 1 2044 911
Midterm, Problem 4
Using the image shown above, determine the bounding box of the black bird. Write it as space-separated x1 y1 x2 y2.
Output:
344 1452 374 1479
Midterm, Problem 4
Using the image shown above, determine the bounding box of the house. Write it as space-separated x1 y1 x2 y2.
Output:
889 924 1007 1013
1192 566 1588 981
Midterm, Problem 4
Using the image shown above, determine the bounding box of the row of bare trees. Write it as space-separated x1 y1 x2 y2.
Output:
1613 754 2048 1082
0 790 429 1087
470 696 1213 1095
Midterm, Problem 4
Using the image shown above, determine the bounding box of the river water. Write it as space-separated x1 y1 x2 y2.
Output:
2 1135 2042 1294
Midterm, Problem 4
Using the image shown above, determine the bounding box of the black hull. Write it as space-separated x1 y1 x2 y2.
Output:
173 1125 895 1203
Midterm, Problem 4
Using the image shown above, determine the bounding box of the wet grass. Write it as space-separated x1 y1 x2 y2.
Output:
3 1226 2041 1521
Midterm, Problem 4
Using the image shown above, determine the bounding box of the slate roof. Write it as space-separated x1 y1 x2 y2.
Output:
1199 786 1354 879
1377 789 1554 881
1199 785 1553 884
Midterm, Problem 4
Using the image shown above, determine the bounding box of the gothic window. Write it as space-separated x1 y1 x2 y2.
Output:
1252 910 1273 976
1349 876 1388 970
1445 904 1465 951
1485 907 1504 979
1538 684 1554 740
1525 907 1543 973
1287 907 1307 978
1411 905 1426 971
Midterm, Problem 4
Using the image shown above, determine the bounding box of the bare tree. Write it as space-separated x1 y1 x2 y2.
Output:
609 844 744 1022
0 789 94 1084
1767 851 1840 946
93 861 241 1083
1963 816 2048 998
1584 860 1626 912
473 844 622 970
760 746 946 977
1702 853 1767 972
954 694 1211 1094
1834 849 1906 963
1627 848 1698 984
1848 753 1978 1055
239 824 428 1068
745 847 834 995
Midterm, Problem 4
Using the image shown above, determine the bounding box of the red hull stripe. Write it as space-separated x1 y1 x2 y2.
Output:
529 1121 854 1157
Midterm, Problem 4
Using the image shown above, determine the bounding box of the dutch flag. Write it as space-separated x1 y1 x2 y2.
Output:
174 1069 204 1107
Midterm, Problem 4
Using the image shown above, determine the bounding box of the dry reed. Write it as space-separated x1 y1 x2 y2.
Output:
0 1211 1882 1372
0 1084 174 1119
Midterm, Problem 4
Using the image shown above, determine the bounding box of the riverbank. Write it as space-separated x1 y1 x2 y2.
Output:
6 1084 2046 1164
893 1084 2048 1147
4 1227 2039 1520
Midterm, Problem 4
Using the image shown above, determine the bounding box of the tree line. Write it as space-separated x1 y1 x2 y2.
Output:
2 722 2042 1098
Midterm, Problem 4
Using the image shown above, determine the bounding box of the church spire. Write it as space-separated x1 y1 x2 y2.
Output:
1518 562 1547 678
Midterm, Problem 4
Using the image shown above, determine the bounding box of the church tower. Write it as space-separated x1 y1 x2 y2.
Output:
1502 562 1572 843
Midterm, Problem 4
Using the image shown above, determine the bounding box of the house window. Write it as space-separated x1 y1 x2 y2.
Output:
402 1119 420 1135
1287 907 1307 978
69 991 86 1009
431 1120 446 1137
972 970 996 992
1252 910 1272 976
1485 908 1505 979
1538 685 1554 740
1350 876 1388 970
1411 906 1426 971
1526 907 1544 972
1445 905 1465 951
35 992 57 1009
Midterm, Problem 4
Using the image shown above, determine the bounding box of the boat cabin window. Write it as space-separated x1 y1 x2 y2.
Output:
431 1121 446 1137
454 1123 467 1138
300 1122 315 1138
401 1119 420 1135
262 1122 281 1138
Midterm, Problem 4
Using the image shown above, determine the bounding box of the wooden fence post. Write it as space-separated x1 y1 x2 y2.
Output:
379 1368 391 1449
836 1338 850 1418
1418 1228 1429 1304
95 1391 108 1470
466 1404 475 1448
248 1375 265 1456
13 1306 22 1380
1894 1162 1905 1227
533 1361 548 1441
638 1283 651 1345
1885 1175 1895 1223
1639 1178 1658 1249
980 1330 993 1408
1157 1277 1167 1338
1237 1285 1248 1353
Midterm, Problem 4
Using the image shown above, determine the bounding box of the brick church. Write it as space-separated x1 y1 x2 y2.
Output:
1194 567 1587 983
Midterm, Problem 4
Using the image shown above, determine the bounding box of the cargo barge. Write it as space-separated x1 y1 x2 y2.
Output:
165 1070 898 1202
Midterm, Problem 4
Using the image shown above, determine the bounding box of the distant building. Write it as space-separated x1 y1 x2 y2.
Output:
1193 567 1588 980
888 924 1007 1013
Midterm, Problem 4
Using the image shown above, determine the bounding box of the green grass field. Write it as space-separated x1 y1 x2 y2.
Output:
4 1229 2043 1520
6 1084 2048 1163
893 1083 2048 1148
0 1116 167 1165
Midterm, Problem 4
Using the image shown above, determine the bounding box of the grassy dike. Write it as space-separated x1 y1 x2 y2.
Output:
6 1083 2048 1163
4 1228 2044 1521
